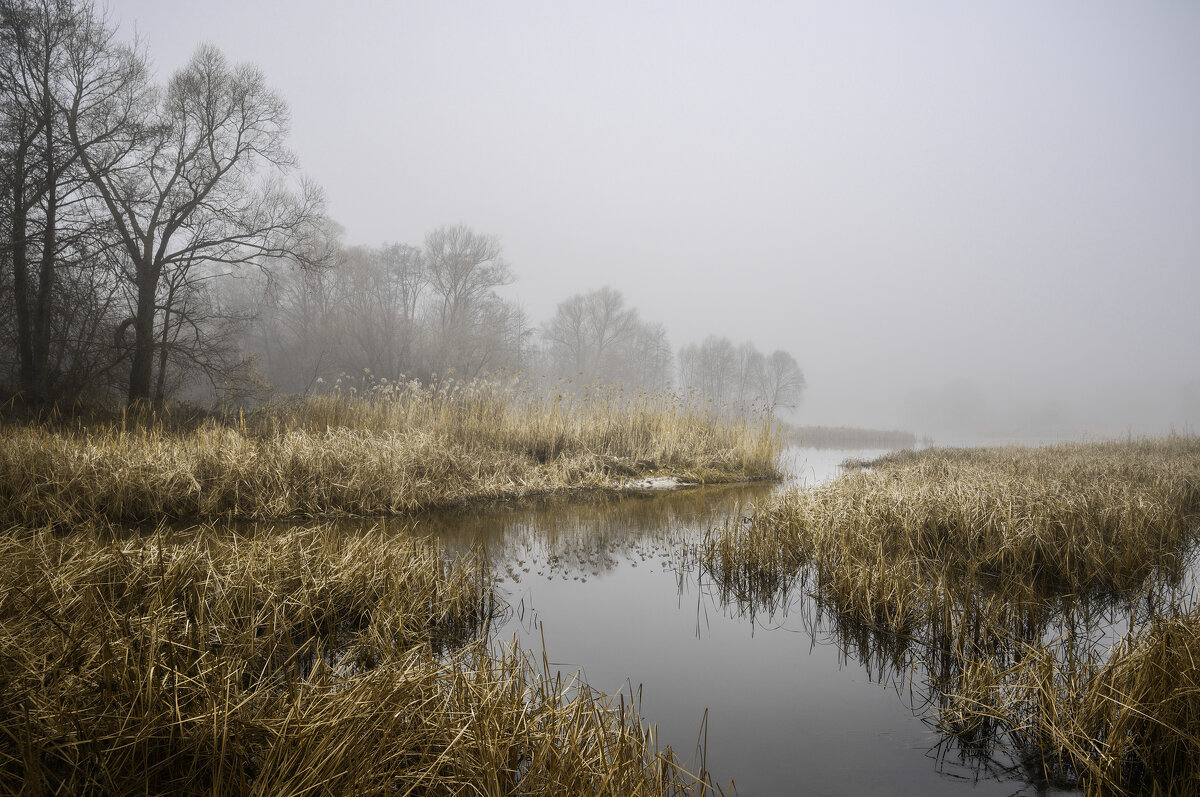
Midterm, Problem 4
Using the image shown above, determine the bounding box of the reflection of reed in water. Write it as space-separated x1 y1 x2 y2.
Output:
696 539 1200 793
695 438 1200 794
376 482 779 585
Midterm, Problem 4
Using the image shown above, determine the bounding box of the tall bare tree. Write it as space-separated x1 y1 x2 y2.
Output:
678 335 738 406
379 242 426 327
627 320 672 389
0 0 132 400
679 336 805 416
543 286 634 375
355 242 426 376
67 43 323 405
423 224 512 377
757 349 806 414
542 286 670 388
732 341 766 407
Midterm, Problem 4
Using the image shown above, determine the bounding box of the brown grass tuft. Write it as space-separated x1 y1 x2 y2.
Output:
0 523 717 795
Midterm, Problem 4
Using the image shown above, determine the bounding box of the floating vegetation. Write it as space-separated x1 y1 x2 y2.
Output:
699 437 1200 794
0 523 717 796
0 378 781 526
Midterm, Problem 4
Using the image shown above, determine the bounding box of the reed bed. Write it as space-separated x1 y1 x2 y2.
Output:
701 437 1200 793
0 523 715 796
1057 611 1200 791
927 606 1200 795
0 378 780 526
731 438 1200 625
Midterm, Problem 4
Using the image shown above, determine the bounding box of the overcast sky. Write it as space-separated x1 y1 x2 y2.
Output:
107 0 1200 439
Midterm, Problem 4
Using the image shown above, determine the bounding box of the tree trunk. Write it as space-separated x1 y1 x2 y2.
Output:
10 179 36 400
31 78 58 401
154 285 173 405
31 178 56 400
127 263 158 406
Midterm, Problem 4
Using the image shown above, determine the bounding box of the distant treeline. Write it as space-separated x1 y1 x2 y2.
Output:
0 0 805 413
784 424 920 450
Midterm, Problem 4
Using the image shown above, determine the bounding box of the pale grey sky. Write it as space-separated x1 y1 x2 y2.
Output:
109 1 1200 438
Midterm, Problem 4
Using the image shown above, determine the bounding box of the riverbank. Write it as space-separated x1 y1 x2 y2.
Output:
0 383 781 527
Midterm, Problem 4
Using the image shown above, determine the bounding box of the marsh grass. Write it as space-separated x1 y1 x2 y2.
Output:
0 523 717 796
746 438 1200 619
0 378 780 526
701 437 1200 793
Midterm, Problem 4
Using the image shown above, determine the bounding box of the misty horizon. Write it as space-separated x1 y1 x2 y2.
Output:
11 1 1200 440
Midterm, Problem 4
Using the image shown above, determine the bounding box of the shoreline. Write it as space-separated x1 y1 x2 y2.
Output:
0 394 783 527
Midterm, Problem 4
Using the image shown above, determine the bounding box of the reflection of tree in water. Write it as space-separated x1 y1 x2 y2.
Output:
690 537 1200 794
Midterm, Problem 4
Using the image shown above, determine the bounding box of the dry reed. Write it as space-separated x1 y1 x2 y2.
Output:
701 437 1200 793
0 523 716 795
0 377 780 527
727 438 1200 624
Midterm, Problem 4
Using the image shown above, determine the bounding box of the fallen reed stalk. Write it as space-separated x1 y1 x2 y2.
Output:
0 378 780 526
0 523 716 796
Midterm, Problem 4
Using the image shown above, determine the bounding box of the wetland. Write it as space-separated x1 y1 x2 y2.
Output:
387 440 1200 795
2 404 1198 794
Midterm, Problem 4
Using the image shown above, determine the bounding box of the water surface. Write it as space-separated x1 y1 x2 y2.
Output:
367 448 1092 795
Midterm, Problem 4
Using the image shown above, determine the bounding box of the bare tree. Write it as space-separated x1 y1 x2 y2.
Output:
757 349 806 414
0 0 133 401
423 224 511 377
626 320 672 389
424 224 508 328
147 217 266 404
249 259 340 393
732 341 766 408
240 225 525 392
541 286 670 388
379 242 426 325
678 335 738 406
543 286 635 376
240 233 434 391
679 336 805 416
67 43 323 405
353 243 426 376
0 0 55 399
233 218 344 394
461 294 530 379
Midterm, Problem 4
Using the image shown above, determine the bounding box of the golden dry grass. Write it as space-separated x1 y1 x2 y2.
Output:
0 523 717 796
0 378 780 526
927 605 1200 795
720 438 1200 624
701 437 1200 793
0 380 750 794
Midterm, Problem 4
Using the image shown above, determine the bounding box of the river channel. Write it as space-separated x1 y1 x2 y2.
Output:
357 448 1082 796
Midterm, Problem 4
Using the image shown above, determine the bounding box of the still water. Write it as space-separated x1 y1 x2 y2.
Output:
371 448 1078 796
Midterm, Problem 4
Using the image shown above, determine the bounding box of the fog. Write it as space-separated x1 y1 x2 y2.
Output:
108 0 1199 441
